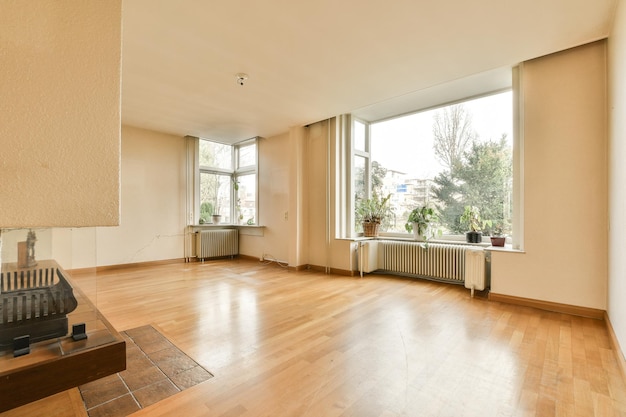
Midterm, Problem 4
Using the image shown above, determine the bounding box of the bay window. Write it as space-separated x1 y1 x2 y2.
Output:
350 90 514 240
197 137 258 225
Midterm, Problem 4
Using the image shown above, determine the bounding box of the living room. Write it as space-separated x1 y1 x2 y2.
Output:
2 1 626 415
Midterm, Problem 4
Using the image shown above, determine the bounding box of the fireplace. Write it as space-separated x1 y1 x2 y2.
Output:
0 228 126 412
0 259 78 348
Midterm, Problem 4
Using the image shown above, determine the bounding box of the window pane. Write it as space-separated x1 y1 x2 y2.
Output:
354 156 367 202
200 139 232 170
238 143 256 168
354 120 366 152
370 91 513 235
354 155 367 232
236 174 256 224
200 173 232 223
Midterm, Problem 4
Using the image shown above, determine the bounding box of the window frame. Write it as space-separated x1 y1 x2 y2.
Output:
351 118 371 237
196 137 258 225
233 138 258 225
347 90 516 242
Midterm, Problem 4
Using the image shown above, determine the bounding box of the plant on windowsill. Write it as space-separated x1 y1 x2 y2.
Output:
233 179 244 224
490 224 506 247
404 206 442 245
459 205 491 243
199 202 214 225
356 193 392 237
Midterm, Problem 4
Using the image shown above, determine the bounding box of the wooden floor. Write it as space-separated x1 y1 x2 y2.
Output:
3 258 626 417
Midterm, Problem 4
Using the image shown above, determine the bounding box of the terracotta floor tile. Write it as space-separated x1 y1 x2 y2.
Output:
170 365 213 390
127 327 174 354
136 337 173 354
120 333 133 344
125 345 145 361
87 394 140 417
80 376 128 410
123 325 155 339
122 351 153 374
125 326 161 342
79 373 120 391
150 347 198 377
132 380 180 408
79 326 213 416
121 365 167 392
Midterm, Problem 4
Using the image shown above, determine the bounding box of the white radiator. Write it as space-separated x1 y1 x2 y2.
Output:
380 241 469 284
195 230 239 259
381 241 468 284
357 241 379 276
464 248 486 297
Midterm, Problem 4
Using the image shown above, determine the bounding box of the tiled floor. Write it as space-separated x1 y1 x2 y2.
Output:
79 325 213 417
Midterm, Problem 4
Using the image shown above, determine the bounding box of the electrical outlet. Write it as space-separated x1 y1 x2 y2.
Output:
284 211 288 221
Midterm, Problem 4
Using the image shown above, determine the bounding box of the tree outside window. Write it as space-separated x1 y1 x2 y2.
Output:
198 138 257 225
367 91 513 236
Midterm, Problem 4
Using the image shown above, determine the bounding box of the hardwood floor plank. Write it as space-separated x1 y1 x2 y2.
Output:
0 388 88 417
2 258 626 417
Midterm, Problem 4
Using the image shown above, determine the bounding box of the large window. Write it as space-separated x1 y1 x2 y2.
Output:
199 138 257 225
354 91 513 238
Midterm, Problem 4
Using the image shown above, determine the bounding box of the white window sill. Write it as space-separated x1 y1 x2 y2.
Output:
485 244 525 254
339 235 491 247
189 224 265 236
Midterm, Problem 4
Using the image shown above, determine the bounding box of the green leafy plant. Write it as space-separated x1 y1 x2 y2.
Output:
459 205 492 232
405 206 441 241
356 193 392 224
233 179 244 223
199 202 214 224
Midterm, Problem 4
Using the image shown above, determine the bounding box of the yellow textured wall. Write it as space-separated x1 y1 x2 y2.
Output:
307 121 330 268
492 41 608 309
608 0 626 356
243 133 291 263
94 126 186 266
0 1 122 227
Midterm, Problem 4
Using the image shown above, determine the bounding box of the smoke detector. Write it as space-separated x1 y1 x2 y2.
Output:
236 73 249 86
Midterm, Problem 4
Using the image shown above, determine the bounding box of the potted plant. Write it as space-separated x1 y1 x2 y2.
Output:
459 205 491 243
405 206 441 243
490 224 506 247
233 179 244 224
356 193 392 237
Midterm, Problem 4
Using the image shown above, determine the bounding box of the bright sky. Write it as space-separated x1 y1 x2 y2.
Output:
370 91 513 178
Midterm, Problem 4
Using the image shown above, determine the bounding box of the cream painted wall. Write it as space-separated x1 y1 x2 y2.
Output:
287 126 309 268
240 133 291 262
0 1 122 228
94 126 186 266
608 0 626 357
1 127 185 269
242 121 354 271
1 227 96 270
307 121 331 268
230 120 354 271
491 41 608 309
305 118 354 273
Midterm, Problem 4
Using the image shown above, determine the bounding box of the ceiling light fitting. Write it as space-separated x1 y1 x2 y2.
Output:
236 73 248 86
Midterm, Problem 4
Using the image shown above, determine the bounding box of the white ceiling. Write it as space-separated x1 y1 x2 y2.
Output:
121 0 616 144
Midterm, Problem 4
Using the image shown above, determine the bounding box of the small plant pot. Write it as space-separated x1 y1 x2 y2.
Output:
212 215 222 224
363 222 380 237
466 231 482 243
490 236 506 247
